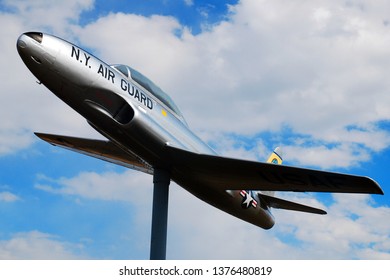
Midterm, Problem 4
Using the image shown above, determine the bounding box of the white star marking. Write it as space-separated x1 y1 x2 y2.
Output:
241 191 257 209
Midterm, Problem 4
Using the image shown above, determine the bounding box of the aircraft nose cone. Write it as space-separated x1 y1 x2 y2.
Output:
17 32 43 53
16 35 27 51
17 32 47 66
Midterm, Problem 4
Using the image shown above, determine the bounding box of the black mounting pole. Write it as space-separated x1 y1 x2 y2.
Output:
150 168 170 260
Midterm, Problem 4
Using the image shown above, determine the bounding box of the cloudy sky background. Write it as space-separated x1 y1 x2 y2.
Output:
1 0 390 259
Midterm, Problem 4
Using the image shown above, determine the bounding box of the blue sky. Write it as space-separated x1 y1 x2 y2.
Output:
1 0 390 259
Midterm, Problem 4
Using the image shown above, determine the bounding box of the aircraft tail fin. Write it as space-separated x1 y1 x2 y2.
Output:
266 146 283 164
262 147 283 197
261 147 326 214
259 193 327 215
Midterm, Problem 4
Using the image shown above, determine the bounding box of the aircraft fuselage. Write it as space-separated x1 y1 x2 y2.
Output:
17 32 276 229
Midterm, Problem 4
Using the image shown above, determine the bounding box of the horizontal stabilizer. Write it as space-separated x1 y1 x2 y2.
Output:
35 132 153 174
260 193 327 215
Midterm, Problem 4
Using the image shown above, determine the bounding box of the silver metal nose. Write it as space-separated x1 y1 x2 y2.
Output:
17 32 47 70
17 37 27 49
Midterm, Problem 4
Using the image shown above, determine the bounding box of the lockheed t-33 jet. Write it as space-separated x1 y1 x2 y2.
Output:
17 32 383 259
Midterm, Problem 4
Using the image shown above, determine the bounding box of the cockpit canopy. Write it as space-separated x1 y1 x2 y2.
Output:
111 64 186 124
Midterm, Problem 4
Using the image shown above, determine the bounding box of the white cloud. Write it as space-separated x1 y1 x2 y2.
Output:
34 169 390 259
167 184 390 259
2 0 94 36
0 191 20 202
184 0 194 7
35 169 152 205
66 0 390 168
273 193 390 259
0 231 86 259
72 12 192 77
283 142 371 169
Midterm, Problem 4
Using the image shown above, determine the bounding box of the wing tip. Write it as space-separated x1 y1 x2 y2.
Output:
364 176 384 195
318 209 327 215
34 132 43 138
34 132 69 147
34 132 56 145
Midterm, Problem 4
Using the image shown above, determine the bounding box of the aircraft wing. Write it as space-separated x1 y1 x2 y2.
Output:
35 133 153 174
166 145 383 194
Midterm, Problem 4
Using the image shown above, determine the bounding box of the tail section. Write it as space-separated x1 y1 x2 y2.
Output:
225 147 282 206
266 146 283 164
259 193 326 215
262 147 283 197
260 146 326 215
226 146 326 229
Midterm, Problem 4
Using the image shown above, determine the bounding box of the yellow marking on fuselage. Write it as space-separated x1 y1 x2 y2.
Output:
161 109 167 117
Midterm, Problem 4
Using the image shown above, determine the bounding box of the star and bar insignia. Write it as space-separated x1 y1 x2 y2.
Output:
240 190 258 209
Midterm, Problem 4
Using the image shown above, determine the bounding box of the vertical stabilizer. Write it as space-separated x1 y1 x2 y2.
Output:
266 147 283 165
262 147 283 197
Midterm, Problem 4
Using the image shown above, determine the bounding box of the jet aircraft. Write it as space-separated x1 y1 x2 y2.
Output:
17 32 383 259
